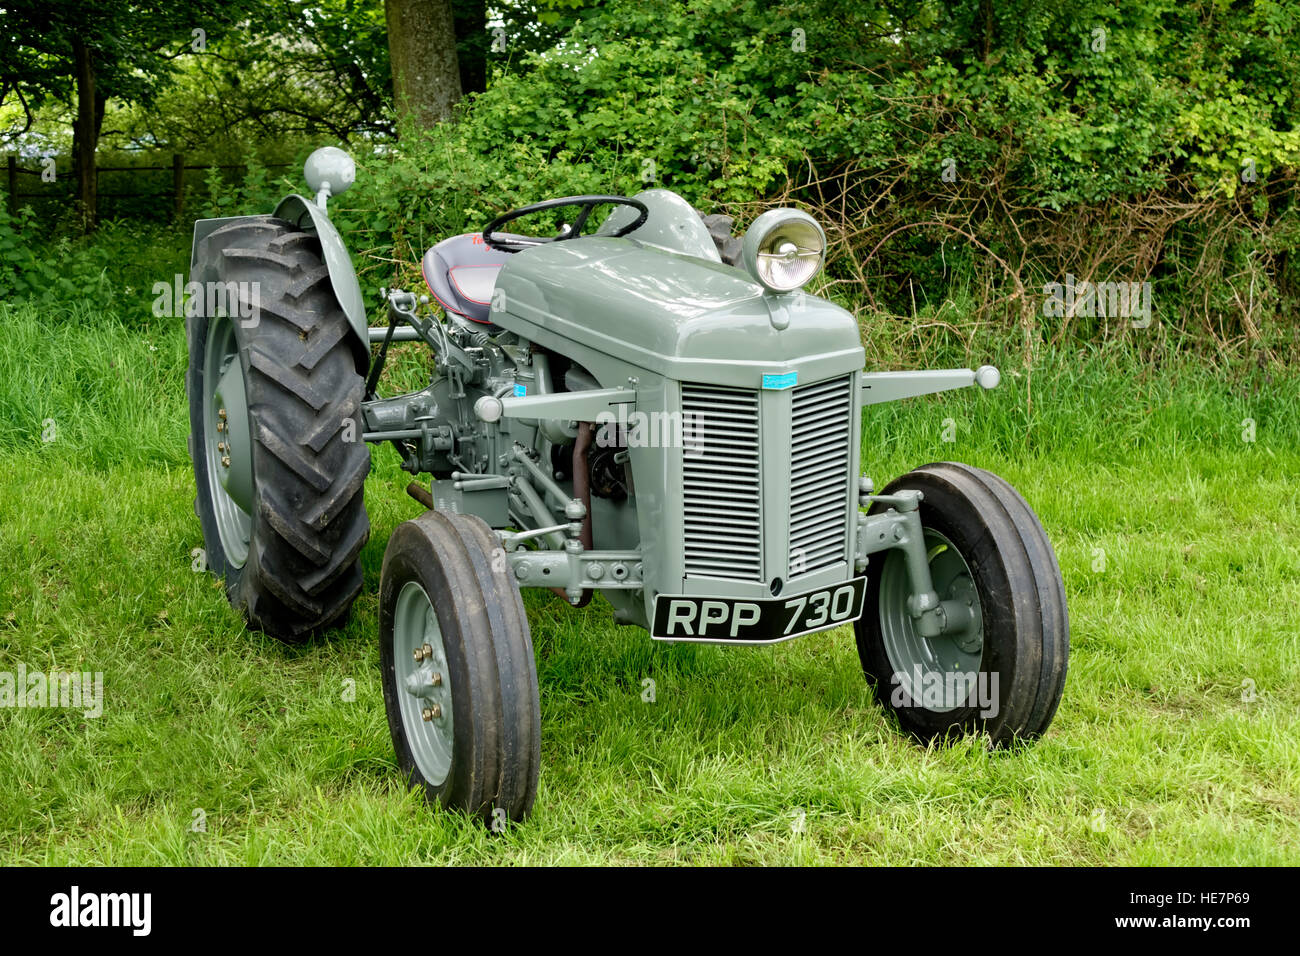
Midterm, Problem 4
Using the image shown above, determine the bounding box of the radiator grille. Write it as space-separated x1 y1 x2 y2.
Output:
681 384 762 581
788 375 853 577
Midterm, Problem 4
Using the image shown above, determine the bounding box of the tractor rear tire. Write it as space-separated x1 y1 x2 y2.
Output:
186 215 371 639
697 211 743 265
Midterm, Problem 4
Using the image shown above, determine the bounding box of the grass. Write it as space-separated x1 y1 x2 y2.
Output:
0 231 1298 865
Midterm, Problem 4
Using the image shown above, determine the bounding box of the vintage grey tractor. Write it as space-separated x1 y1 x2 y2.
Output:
186 147 1069 823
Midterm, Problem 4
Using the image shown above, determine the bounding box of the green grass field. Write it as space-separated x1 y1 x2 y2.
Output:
1 233 1297 864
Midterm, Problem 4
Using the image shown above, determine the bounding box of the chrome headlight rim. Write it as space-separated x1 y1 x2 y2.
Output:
740 208 826 293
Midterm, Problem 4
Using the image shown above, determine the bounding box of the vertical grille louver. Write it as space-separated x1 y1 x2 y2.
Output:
681 384 762 581
788 375 853 577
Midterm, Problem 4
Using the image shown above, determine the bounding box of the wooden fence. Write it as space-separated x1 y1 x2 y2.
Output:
5 154 294 217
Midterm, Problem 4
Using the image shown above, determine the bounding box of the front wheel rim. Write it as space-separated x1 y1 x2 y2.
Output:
393 581 454 786
878 528 984 713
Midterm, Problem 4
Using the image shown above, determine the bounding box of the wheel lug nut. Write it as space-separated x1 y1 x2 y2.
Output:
421 707 434 721
430 704 441 718
221 456 231 467
218 408 227 419
217 442 226 452
431 672 442 687
413 643 433 662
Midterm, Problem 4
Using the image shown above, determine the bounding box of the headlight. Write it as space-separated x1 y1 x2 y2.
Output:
740 208 825 293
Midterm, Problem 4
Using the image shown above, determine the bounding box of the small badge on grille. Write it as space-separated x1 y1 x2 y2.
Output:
762 371 797 390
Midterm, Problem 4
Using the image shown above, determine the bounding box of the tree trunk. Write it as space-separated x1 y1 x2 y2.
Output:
385 0 462 130
71 36 103 229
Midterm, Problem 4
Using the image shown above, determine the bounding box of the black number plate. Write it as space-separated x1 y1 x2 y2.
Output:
652 577 867 643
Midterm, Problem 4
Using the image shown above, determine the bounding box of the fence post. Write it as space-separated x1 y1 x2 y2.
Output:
7 156 16 217
173 153 185 219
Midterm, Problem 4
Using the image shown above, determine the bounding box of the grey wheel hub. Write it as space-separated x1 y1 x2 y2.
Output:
393 581 454 786
878 528 984 713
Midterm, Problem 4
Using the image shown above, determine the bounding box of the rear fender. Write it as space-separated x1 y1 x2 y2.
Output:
192 197 370 371
273 195 369 368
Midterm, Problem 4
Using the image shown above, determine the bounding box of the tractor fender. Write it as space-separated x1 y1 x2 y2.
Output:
191 200 370 370
272 194 370 367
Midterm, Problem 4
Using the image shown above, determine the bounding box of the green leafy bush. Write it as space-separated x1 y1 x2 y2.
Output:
17 0 1297 362
0 205 185 316
311 1 1294 362
0 205 111 299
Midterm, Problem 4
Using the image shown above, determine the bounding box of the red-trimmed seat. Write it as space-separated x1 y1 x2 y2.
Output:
421 232 511 325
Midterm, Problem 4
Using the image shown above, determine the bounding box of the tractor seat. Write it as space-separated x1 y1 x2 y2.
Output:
421 232 515 325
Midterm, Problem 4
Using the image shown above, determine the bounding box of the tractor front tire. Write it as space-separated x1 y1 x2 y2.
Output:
856 462 1069 747
379 511 541 824
186 216 371 639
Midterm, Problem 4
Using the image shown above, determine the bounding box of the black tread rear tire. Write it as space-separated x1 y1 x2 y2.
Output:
856 462 1069 746
187 216 370 639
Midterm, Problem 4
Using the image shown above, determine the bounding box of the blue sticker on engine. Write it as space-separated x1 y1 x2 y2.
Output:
762 371 798 390
513 384 526 397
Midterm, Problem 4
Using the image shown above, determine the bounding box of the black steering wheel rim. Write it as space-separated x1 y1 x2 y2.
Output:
481 195 649 252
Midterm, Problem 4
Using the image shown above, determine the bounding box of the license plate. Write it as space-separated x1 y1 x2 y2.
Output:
652 577 867 643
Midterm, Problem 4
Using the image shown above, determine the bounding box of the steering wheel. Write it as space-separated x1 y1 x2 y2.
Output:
481 195 649 253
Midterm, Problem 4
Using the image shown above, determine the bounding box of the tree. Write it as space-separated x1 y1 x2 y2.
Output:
453 0 489 96
114 0 394 153
385 0 462 130
0 0 264 226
